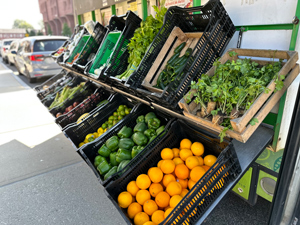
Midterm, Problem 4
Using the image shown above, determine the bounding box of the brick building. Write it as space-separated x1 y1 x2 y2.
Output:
38 0 75 36
0 29 26 40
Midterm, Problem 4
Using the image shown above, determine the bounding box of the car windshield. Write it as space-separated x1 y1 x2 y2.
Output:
4 41 13 45
33 39 65 52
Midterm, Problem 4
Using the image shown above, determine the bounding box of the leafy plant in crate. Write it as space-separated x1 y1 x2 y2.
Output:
116 4 167 80
187 51 285 142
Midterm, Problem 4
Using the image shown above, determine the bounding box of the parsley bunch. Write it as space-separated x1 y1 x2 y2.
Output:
188 51 284 141
116 5 167 80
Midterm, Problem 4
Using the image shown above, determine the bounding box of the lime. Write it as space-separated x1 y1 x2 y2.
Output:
108 120 113 125
108 124 113 129
113 112 118 116
118 105 125 111
102 123 107 129
120 110 126 116
113 115 118 120
118 115 124 120
113 120 118 125
125 108 131 115
109 115 114 121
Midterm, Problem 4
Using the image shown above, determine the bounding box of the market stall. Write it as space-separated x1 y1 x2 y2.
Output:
35 0 300 224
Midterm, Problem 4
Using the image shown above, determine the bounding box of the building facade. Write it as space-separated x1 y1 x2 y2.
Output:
0 29 26 40
38 0 75 36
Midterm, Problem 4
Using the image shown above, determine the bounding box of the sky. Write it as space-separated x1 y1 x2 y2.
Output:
0 0 43 30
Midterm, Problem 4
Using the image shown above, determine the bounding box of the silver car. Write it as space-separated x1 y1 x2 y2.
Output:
7 40 20 66
14 36 68 83
1 39 18 63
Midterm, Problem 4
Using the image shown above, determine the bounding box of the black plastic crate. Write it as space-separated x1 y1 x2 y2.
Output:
41 75 84 108
79 103 174 186
103 11 142 80
126 1 235 108
49 81 96 118
63 93 137 150
73 22 108 72
55 87 114 130
105 119 241 225
34 69 71 100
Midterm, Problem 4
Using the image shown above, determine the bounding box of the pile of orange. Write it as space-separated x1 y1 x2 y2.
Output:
117 138 217 225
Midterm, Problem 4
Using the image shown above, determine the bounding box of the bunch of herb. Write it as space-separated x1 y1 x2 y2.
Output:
116 5 167 80
188 51 284 141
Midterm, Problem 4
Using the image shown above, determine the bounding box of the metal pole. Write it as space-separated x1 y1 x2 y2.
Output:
141 0 148 21
111 5 116 16
91 11 96 22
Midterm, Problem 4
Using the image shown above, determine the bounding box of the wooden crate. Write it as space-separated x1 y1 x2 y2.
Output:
141 27 203 94
178 48 299 143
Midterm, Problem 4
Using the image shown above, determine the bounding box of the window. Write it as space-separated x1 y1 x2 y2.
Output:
4 41 13 45
33 39 65 52
17 42 24 53
24 41 31 53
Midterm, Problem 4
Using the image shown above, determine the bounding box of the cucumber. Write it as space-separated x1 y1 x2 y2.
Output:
117 160 131 172
166 52 180 66
174 42 186 54
104 166 118 180
184 48 193 57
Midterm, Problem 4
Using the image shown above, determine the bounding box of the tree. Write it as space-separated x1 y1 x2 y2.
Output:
12 19 34 29
47 24 53 35
37 30 44 36
29 30 36 36
62 23 72 37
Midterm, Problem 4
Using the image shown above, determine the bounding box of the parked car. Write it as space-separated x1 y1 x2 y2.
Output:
7 40 20 66
0 40 2 57
14 36 68 83
1 39 18 63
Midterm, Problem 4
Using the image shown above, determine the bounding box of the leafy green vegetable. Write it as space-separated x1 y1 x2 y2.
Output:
190 51 284 141
116 5 167 80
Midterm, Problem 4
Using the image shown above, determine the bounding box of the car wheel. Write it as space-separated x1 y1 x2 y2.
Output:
4 57 8 64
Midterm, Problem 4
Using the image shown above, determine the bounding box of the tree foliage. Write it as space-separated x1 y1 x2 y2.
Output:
62 22 72 37
12 19 34 29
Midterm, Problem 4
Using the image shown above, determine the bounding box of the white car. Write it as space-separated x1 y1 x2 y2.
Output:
1 39 19 63
7 40 20 65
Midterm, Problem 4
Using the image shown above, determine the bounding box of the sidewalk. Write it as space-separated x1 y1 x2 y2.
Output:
0 62 126 225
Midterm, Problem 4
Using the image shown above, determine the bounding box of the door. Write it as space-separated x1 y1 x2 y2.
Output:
15 41 25 73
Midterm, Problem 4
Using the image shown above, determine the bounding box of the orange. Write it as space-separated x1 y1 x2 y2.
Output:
164 207 174 218
143 222 156 225
197 156 204 166
180 139 192 149
188 179 196 190
179 149 193 161
180 188 189 197
136 189 151 205
161 148 174 160
172 148 180 157
204 155 217 167
117 191 133 208
149 183 163 197
143 200 158 216
176 178 188 189
191 142 204 156
127 202 142 219
161 159 175 174
151 210 165 224
174 164 189 180
202 165 210 171
169 195 183 208
136 174 151 190
133 212 149 225
166 181 182 196
162 174 176 188
148 167 163 183
155 191 170 208
185 156 200 170
173 157 184 165
127 181 140 197
157 160 163 168
190 166 206 182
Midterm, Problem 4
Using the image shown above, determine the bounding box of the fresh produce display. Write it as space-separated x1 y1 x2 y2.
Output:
55 92 103 118
54 47 67 57
78 104 132 147
187 51 284 141
93 112 166 180
49 82 87 109
116 138 218 224
115 5 167 80
40 75 73 101
156 43 192 90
